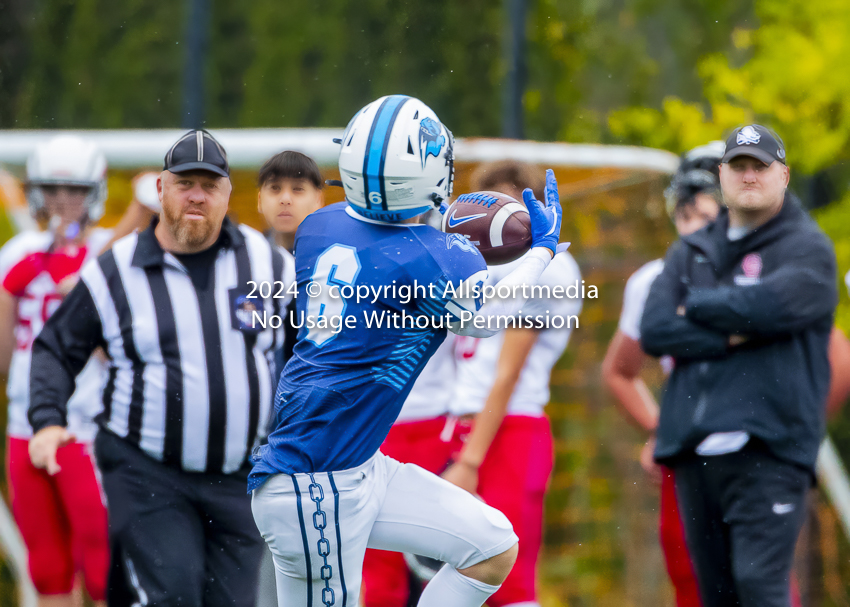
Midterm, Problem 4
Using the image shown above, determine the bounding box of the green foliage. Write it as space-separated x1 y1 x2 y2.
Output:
237 0 504 135
12 0 185 128
523 0 753 143
609 0 850 173
1 0 753 141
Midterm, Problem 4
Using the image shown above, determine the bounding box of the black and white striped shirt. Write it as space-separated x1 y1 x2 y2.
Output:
30 217 285 475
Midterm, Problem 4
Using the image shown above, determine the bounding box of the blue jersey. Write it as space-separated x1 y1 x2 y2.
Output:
249 203 486 487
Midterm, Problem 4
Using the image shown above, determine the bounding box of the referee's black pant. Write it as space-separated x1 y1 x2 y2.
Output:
672 439 811 607
94 430 265 607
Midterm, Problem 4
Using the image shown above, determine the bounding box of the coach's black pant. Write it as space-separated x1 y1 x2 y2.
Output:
95 430 265 607
672 440 811 607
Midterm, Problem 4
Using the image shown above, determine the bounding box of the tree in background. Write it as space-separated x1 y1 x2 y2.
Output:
608 0 850 173
1 0 753 141
525 0 753 142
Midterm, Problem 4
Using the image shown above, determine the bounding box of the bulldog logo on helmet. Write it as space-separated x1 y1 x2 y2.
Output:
419 117 446 168
737 126 761 146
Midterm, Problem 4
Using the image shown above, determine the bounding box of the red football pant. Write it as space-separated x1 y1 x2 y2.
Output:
7 437 109 600
477 415 552 607
659 467 702 607
362 415 553 607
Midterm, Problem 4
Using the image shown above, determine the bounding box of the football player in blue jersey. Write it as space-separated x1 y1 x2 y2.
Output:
249 95 563 607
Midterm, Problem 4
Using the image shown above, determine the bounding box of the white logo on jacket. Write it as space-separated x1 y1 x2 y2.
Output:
772 502 795 515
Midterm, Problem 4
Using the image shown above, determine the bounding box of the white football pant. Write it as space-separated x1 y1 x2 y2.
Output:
251 451 518 606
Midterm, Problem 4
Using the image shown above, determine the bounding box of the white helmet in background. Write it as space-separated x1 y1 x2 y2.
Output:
684 140 726 163
26 134 108 222
338 95 454 222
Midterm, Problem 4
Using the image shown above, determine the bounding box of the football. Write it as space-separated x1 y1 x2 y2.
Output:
442 191 532 264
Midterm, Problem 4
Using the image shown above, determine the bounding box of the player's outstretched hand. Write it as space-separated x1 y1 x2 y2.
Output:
441 460 479 495
522 169 562 256
29 426 76 475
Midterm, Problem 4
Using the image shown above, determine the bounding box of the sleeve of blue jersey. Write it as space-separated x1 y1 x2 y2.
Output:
411 230 487 319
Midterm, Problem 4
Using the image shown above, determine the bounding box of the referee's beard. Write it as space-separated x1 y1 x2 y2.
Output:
163 202 218 250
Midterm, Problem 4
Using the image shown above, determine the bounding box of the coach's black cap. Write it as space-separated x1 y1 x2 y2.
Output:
163 130 230 177
721 125 786 165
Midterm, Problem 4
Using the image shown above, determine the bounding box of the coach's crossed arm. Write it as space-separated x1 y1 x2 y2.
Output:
640 242 729 361
684 236 837 337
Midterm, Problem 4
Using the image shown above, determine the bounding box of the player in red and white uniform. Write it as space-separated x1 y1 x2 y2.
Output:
602 142 724 607
363 163 579 607
0 136 154 607
442 245 581 607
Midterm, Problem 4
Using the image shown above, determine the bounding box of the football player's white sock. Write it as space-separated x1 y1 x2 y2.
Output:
416 565 501 607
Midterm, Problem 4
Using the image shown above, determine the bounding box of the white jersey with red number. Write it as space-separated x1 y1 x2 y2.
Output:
0 228 113 440
395 333 457 423
617 258 673 374
450 250 583 417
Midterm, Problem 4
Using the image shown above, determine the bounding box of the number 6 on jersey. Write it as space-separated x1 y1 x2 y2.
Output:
305 244 361 346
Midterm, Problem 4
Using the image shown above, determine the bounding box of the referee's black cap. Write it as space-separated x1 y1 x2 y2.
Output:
164 130 230 177
721 125 786 166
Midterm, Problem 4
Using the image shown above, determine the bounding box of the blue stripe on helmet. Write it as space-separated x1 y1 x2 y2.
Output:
362 95 409 212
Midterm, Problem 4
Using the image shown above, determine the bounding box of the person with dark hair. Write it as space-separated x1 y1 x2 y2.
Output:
640 125 838 607
253 150 321 607
257 150 324 253
255 150 324 384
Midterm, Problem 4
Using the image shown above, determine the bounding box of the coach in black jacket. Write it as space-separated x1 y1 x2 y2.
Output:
640 125 837 607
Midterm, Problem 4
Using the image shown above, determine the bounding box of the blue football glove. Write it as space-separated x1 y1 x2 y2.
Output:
522 169 562 255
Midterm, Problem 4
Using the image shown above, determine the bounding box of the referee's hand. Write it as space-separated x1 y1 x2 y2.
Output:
29 426 76 475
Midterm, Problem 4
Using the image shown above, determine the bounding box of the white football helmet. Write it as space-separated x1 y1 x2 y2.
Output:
26 135 108 221
684 140 726 162
338 95 454 222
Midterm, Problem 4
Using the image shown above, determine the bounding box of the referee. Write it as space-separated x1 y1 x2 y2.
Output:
28 130 284 607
